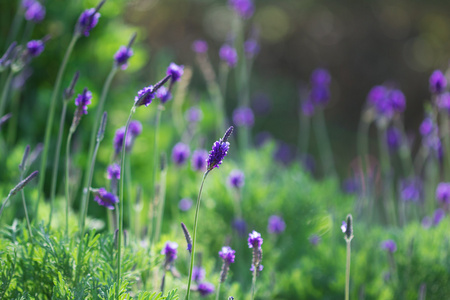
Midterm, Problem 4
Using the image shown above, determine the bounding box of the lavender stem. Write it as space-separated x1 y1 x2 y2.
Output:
345 240 351 300
251 268 257 300
0 71 14 124
185 170 210 300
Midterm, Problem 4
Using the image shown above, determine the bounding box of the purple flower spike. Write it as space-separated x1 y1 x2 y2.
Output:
301 100 315 117
74 88 92 115
113 127 132 153
250 264 263 272
219 246 236 264
179 198 193 211
197 282 215 296
248 230 263 248
309 234 321 246
22 0 35 9
220 45 238 68
388 89 406 113
156 86 172 103
134 85 155 107
129 120 142 137
436 182 450 204
167 62 184 82
191 149 208 172
311 68 331 86
107 164 121 180
386 127 402 151
244 39 260 58
172 142 190 166
232 218 247 237
161 241 178 263
26 40 45 57
233 107 255 127
207 127 233 171
420 117 434 137
367 85 387 106
192 40 208 53
77 8 100 37
114 46 133 70
267 215 286 234
193 266 206 282
228 0 254 19
228 169 245 189
430 70 447 94
24 1 45 23
381 240 397 253
93 188 119 210
400 178 422 202
433 208 445 226
309 85 330 105
185 107 203 123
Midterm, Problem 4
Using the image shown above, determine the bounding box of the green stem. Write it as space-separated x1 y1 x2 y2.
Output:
6 88 21 145
251 268 257 300
4 1 23 50
215 282 222 300
36 33 80 218
345 240 351 300
185 170 210 300
19 167 32 237
314 108 337 179
116 106 136 299
149 104 163 249
48 101 68 228
0 71 14 122
65 128 74 237
155 153 168 244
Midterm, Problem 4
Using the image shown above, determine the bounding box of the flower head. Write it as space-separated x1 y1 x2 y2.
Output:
430 70 447 94
192 40 208 53
113 127 132 153
185 107 203 123
301 100 315 116
381 240 397 253
228 169 245 189
207 127 233 171
114 46 133 70
26 40 45 57
244 39 260 58
24 1 45 23
74 88 92 115
161 241 178 264
191 149 208 172
228 0 254 19
436 182 450 204
267 215 286 234
193 266 206 282
388 89 406 113
399 178 422 202
220 45 238 68
420 117 434 137
156 86 172 103
248 230 263 248
166 62 184 82
433 208 445 226
341 214 353 241
309 85 330 105
197 282 215 297
233 107 254 127
107 164 121 180
311 68 331 86
219 246 236 264
77 8 100 37
367 85 388 106
93 188 118 210
232 218 247 237
129 120 142 137
386 127 402 151
179 198 193 211
172 142 190 166
134 85 155 107
309 234 321 246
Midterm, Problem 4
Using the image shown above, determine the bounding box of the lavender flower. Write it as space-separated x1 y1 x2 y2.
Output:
134 85 155 107
93 188 119 210
244 39 260 58
228 169 245 189
342 177 359 194
181 222 192 252
219 246 236 283
172 142 190 166
248 230 263 248
129 120 143 137
341 214 353 241
366 85 406 119
197 282 215 296
207 126 233 171
114 46 133 70
232 218 247 237
420 117 434 137
367 85 387 106
433 208 445 226
436 182 450 204
301 100 315 116
437 92 450 113
76 8 101 37
156 86 172 103
429 70 447 94
107 164 121 180
309 234 321 246
24 1 45 23
233 107 254 127
248 231 263 274
311 68 331 86
74 88 92 115
193 266 206 282
381 240 397 253
388 89 406 113
219 45 238 68
191 149 208 172
267 215 286 234
399 178 422 202
192 40 208 53
179 198 193 211
113 127 130 153
167 62 184 82
185 107 203 123
26 40 45 57
309 85 330 105
386 127 402 151
228 0 254 19
161 241 178 264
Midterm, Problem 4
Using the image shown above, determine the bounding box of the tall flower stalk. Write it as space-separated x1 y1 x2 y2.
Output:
341 214 354 300
186 126 233 300
36 0 105 218
248 230 263 300
19 145 32 237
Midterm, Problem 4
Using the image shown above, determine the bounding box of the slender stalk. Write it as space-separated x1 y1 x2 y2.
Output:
36 34 80 218
80 66 117 214
19 148 32 237
0 71 14 121
345 240 351 300
251 268 257 300
149 104 163 249
4 1 23 51
48 101 68 228
185 170 210 300
116 105 136 299
155 155 168 244
65 128 74 237
215 282 222 300
314 108 337 179
298 112 310 157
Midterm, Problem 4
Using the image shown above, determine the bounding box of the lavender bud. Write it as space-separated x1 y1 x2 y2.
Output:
92 187 119 210
381 240 397 253
19 145 31 172
161 241 178 269
228 169 245 189
0 113 12 129
75 0 105 37
436 182 450 204
429 70 447 94
97 112 107 141
267 215 286 234
181 222 192 252
26 40 45 57
134 75 171 107
28 143 43 166
179 198 193 211
228 0 254 19
64 71 80 100
192 40 208 53
24 1 46 23
0 42 18 71
342 214 353 242
172 142 190 167
233 107 254 127
166 62 184 83
219 45 238 68
197 282 215 296
191 149 208 172
193 266 206 282
9 170 39 197
219 246 236 283
107 163 120 180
